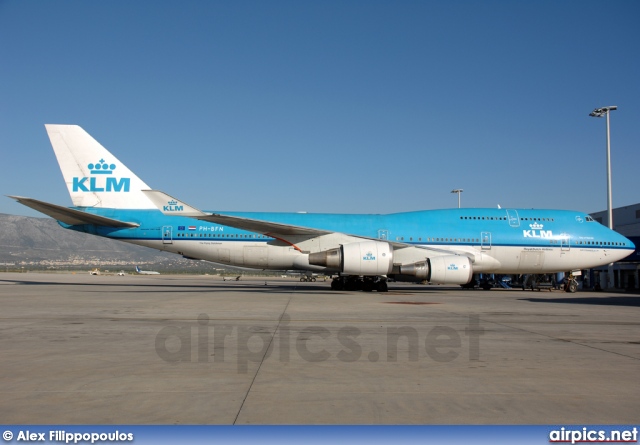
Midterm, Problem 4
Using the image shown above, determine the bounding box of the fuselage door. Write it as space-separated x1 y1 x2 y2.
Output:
378 229 389 240
561 235 570 251
506 209 520 227
162 225 173 244
481 232 491 250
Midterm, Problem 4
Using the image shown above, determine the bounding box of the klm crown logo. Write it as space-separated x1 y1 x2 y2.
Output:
523 221 553 238
72 158 130 193
164 200 183 212
88 159 116 174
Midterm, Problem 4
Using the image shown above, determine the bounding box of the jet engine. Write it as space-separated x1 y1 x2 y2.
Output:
395 255 473 284
308 241 393 275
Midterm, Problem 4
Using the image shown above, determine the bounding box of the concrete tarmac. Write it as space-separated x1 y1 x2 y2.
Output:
1 272 639 424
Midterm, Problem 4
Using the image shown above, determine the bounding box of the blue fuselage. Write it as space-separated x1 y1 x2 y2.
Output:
61 207 634 275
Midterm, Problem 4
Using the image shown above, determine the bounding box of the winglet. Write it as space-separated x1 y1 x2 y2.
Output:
141 190 208 217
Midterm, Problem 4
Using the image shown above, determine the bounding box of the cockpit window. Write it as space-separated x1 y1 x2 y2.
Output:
585 216 594 222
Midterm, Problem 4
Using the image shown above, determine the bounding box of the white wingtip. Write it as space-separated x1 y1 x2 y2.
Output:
141 190 207 216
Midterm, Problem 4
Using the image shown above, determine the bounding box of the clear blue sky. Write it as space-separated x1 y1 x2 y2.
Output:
1 1 639 217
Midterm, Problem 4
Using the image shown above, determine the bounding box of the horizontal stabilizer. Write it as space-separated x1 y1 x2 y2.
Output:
7 196 139 228
142 190 330 236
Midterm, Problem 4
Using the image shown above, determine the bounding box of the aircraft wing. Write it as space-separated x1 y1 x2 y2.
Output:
142 190 331 237
193 213 332 237
194 212 456 254
142 190 477 259
7 196 140 228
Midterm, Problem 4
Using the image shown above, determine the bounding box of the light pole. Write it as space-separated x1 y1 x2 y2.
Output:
589 105 617 288
451 189 463 208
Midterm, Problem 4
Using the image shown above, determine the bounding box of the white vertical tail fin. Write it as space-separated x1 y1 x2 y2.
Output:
45 124 155 209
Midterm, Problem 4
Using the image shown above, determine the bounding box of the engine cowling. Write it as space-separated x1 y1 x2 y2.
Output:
395 255 473 284
308 241 393 275
427 255 473 284
397 261 429 280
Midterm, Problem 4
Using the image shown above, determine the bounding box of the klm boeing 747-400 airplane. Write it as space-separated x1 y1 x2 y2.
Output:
9 125 635 292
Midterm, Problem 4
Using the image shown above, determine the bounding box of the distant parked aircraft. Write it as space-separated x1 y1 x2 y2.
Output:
135 265 160 275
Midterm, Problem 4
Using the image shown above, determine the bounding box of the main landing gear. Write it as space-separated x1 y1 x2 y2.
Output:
330 276 388 292
564 277 578 293
559 271 579 293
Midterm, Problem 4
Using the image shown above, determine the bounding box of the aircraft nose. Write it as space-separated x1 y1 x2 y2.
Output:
615 236 636 261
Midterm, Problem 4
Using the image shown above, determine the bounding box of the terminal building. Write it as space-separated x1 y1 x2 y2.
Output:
590 203 640 290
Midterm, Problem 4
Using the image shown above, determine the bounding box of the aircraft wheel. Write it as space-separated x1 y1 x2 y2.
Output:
311 277 316 282
376 280 388 293
345 278 360 291
566 279 578 293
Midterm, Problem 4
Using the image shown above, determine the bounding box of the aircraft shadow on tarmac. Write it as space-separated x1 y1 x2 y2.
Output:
0 279 318 294
522 295 640 307
0 278 455 295
4 279 640 302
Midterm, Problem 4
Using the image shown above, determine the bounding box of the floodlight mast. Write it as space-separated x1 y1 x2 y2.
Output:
588 106 617 231
451 189 463 208
589 105 617 288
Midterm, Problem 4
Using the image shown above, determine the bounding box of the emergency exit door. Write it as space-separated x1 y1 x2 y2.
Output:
162 226 173 244
481 232 491 250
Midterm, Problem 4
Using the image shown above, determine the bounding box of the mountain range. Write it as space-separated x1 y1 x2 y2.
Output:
0 213 179 266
